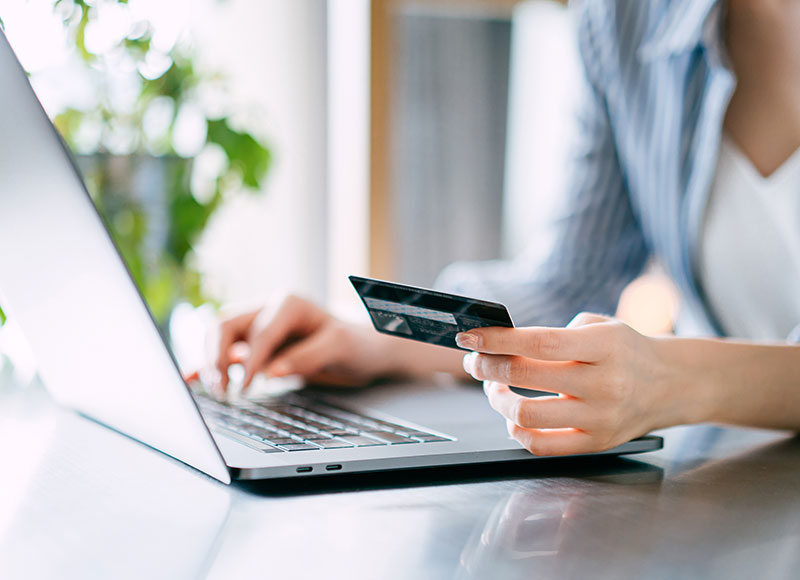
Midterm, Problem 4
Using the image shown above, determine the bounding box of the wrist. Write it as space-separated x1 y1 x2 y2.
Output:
368 329 466 379
371 330 413 377
347 324 402 378
651 336 721 427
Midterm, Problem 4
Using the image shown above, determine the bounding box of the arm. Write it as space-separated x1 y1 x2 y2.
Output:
208 294 466 394
456 315 800 457
658 336 800 431
435 4 649 327
207 5 645 391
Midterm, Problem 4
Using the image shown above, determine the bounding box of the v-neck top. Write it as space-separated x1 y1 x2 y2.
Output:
435 2 800 342
699 134 800 340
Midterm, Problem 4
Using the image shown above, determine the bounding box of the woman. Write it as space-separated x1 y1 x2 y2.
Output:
210 0 800 456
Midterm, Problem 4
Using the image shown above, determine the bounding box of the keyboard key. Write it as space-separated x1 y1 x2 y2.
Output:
316 418 346 429
410 435 451 443
371 420 404 431
396 429 437 438
211 427 284 453
277 443 320 451
275 410 322 424
305 434 334 441
247 426 281 439
312 439 354 449
338 436 387 447
265 437 299 445
326 429 358 437
241 410 278 422
285 428 319 438
363 431 419 444
258 446 285 453
312 430 334 438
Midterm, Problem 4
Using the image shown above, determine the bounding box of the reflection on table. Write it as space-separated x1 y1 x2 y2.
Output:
1 376 798 580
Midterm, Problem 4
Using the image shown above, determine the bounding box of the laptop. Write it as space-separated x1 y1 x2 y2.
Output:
0 30 661 484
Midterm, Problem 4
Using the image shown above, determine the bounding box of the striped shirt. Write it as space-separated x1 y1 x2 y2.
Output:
436 0 749 338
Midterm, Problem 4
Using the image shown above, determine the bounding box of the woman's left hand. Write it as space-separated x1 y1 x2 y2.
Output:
456 313 687 456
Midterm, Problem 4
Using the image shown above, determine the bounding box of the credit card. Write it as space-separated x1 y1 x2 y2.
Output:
349 275 514 350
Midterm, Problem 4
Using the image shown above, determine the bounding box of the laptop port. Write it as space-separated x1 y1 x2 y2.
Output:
326 464 342 471
296 466 312 473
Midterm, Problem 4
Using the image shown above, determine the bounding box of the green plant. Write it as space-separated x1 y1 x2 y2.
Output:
0 1 270 330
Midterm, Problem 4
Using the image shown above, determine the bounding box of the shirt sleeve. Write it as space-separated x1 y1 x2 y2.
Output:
434 3 650 327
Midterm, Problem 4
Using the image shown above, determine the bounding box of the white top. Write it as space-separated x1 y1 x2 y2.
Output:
700 133 800 341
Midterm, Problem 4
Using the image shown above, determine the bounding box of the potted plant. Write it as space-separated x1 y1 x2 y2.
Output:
0 0 270 333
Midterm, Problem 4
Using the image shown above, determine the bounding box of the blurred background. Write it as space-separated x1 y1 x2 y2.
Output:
0 0 677 378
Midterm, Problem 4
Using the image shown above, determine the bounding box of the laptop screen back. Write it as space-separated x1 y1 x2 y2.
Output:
0 30 230 483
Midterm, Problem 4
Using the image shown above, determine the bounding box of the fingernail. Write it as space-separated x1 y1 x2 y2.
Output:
455 332 479 350
462 351 477 375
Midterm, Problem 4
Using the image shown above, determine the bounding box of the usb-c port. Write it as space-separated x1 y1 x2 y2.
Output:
296 466 312 473
326 464 342 471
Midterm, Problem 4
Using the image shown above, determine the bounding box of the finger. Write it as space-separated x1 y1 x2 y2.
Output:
184 370 199 383
456 325 608 362
464 353 590 397
242 300 318 387
259 326 343 383
216 310 259 390
216 351 247 390
505 421 598 456
484 382 591 429
567 311 611 328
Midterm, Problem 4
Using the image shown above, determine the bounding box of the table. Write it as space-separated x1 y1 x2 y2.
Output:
1 372 799 580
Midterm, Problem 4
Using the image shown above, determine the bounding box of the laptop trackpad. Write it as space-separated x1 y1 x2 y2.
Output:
312 379 495 429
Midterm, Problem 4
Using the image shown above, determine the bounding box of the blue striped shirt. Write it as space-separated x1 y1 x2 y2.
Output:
436 0 742 337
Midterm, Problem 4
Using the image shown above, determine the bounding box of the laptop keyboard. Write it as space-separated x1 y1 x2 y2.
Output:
195 393 452 453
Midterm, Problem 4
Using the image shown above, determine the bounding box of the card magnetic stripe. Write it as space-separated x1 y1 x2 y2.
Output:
364 297 458 325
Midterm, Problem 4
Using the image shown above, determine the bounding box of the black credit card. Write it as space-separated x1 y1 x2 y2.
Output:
349 275 514 350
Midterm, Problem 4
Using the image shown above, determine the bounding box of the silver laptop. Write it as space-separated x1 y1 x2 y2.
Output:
0 30 661 484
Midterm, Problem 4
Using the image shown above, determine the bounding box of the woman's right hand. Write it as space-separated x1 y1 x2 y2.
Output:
211 294 397 393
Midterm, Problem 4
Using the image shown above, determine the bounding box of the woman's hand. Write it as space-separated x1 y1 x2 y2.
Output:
208 295 400 393
456 313 690 456
199 294 466 395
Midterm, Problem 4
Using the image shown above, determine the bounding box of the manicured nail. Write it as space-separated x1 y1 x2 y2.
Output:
455 332 479 350
462 351 477 375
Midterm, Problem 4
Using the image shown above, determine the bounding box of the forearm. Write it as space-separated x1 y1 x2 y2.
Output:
658 337 800 431
373 331 467 380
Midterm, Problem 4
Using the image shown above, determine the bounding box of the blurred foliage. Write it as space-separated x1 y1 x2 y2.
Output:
0 0 270 330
